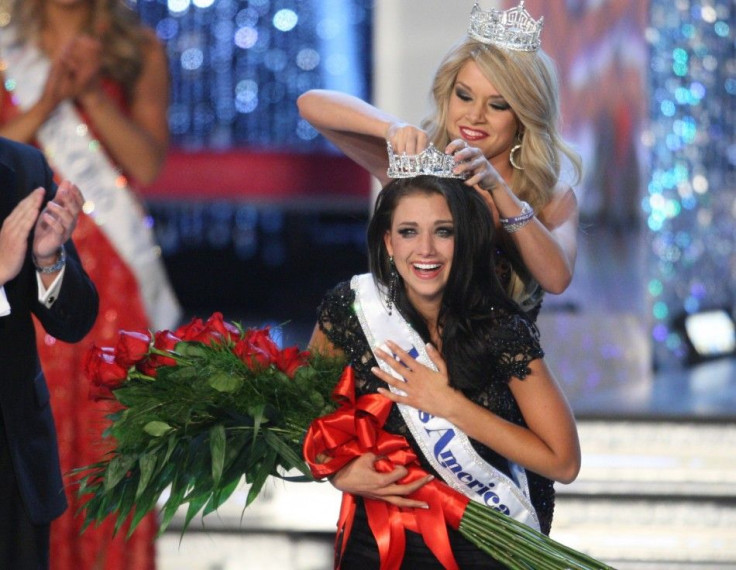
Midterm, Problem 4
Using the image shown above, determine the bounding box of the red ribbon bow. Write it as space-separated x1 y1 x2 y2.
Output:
304 366 470 569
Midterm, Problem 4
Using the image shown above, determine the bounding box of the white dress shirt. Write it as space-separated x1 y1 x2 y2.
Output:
0 267 65 317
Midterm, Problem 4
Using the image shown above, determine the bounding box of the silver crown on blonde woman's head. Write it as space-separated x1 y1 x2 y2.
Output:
467 1 543 52
386 141 467 180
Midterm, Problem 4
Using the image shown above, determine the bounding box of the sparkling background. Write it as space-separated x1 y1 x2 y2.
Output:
129 0 736 370
646 0 736 368
130 0 372 150
124 0 373 321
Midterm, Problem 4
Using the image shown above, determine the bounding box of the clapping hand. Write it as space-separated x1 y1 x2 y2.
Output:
38 54 77 113
32 180 84 264
0 188 45 285
36 35 103 115
60 35 104 101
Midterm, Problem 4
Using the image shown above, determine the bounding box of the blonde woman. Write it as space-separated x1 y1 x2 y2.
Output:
0 1 179 567
298 2 582 317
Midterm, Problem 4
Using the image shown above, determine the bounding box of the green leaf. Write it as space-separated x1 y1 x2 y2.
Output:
209 424 226 486
126 496 157 539
175 342 209 358
208 372 242 393
136 452 158 499
223 431 248 470
263 430 310 476
114 386 149 408
241 435 268 475
248 404 266 445
144 420 173 437
309 390 326 409
104 454 136 492
203 475 241 516
159 473 189 534
181 491 210 533
293 364 316 385
162 436 178 467
246 446 277 507
158 364 198 383
112 477 138 536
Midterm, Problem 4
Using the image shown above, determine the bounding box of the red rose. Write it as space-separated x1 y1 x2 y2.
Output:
174 317 207 341
174 313 240 346
136 359 158 378
233 337 272 370
274 346 310 378
114 330 152 368
85 345 128 398
203 312 241 342
244 327 280 359
136 330 181 376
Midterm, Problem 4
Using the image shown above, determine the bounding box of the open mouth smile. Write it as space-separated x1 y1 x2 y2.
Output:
459 126 488 141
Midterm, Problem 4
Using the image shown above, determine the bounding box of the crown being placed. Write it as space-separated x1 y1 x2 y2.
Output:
386 142 467 180
467 1 543 52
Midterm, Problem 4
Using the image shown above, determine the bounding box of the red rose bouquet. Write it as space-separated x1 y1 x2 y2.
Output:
75 312 345 536
76 313 611 569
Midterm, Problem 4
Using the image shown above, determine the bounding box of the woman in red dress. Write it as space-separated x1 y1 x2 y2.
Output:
0 1 182 568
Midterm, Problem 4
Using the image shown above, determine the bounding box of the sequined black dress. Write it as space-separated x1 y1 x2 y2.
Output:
317 280 555 570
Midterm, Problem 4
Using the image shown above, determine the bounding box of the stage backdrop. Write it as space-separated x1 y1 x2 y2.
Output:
132 1 735 377
644 1 736 369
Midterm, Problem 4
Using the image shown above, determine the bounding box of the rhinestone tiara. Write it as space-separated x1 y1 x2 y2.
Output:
386 141 467 180
467 1 544 52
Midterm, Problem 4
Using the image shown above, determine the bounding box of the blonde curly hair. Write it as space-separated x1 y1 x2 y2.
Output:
423 37 581 210
422 37 583 309
11 0 150 93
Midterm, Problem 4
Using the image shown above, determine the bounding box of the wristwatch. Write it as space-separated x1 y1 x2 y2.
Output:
33 245 67 274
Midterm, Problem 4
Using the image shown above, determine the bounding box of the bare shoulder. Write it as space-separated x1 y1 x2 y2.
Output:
307 323 345 359
133 28 169 99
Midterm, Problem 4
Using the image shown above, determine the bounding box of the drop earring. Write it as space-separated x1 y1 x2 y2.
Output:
387 256 399 315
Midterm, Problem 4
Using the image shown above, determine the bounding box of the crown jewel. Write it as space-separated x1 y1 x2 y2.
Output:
386 142 466 180
468 1 543 52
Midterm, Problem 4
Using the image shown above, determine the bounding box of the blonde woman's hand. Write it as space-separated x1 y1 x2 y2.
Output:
385 122 429 156
446 138 504 192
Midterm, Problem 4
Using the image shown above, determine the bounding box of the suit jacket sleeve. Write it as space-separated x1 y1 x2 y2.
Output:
32 240 98 342
29 153 99 341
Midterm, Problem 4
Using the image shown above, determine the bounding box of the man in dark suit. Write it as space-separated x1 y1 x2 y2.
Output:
0 137 99 569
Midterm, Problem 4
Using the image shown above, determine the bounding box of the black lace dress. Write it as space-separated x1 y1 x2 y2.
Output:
317 280 555 570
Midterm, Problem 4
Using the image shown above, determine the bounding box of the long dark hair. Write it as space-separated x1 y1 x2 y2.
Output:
367 176 526 391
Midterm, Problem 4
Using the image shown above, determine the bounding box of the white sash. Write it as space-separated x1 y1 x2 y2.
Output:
0 26 181 330
351 273 540 531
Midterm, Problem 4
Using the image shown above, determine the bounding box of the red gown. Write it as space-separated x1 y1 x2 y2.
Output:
0 81 158 570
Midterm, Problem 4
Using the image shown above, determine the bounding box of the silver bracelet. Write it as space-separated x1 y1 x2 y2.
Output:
33 245 66 274
500 201 534 234
500 201 534 233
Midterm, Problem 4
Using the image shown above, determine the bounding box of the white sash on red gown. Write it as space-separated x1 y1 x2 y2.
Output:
0 25 181 330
